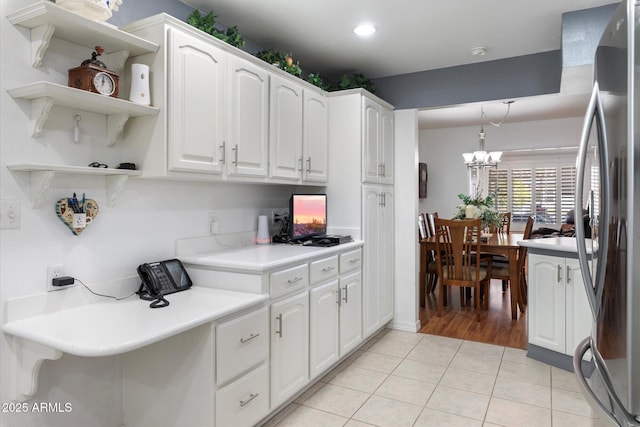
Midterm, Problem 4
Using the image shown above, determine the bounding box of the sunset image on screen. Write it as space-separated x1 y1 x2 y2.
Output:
293 195 326 236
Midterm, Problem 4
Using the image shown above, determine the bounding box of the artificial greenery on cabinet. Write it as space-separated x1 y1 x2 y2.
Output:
187 10 245 48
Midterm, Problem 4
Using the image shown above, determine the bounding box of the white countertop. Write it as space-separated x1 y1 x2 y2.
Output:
2 287 267 357
519 236 596 254
181 241 363 273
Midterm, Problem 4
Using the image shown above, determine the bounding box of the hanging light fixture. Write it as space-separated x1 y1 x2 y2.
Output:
462 101 513 169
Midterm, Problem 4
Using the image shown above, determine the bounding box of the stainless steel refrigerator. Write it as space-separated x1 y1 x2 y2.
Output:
573 0 640 426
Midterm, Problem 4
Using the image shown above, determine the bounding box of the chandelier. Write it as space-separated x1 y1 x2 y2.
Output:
463 101 513 169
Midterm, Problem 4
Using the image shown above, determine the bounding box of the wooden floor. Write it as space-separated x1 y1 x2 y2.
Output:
418 279 528 349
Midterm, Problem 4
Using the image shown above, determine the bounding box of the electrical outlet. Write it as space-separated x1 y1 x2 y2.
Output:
46 264 67 291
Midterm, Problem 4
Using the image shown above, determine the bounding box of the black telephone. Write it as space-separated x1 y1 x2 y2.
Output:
137 259 193 308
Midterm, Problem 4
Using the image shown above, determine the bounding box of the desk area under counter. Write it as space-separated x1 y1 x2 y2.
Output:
519 237 595 371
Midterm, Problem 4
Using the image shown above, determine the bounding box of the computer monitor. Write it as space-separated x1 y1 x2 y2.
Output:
289 194 327 241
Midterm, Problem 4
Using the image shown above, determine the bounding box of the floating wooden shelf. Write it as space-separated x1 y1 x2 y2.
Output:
7 163 141 208
6 0 158 69
7 81 159 143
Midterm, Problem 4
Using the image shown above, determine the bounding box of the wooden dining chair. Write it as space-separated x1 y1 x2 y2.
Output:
490 215 535 308
490 212 511 234
424 212 439 294
418 214 439 302
434 218 492 321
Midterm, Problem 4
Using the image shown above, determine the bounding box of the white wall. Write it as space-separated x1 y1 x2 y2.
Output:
0 1 293 425
418 116 586 219
390 109 420 333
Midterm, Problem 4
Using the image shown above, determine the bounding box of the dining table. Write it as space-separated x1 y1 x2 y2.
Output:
420 231 526 320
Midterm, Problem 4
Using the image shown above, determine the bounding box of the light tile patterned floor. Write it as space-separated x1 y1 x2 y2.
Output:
263 329 605 427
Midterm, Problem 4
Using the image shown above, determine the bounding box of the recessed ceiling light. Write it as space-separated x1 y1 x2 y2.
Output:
353 24 376 37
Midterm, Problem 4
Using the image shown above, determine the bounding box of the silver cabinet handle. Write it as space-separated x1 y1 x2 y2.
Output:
381 163 386 177
220 141 226 164
336 289 341 306
557 265 562 283
306 157 311 173
566 265 571 284
275 314 283 338
239 393 259 407
298 157 303 174
232 144 239 165
349 258 359 264
322 266 335 272
342 285 349 303
287 276 303 284
240 333 260 344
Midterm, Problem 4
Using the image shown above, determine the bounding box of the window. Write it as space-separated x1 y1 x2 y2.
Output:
487 152 579 229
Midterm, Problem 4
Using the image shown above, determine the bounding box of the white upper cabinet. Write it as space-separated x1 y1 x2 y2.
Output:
362 97 394 184
269 74 304 180
303 91 329 183
227 55 269 177
167 27 226 174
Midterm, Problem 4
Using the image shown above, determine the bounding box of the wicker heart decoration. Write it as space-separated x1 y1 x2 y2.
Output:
55 198 99 235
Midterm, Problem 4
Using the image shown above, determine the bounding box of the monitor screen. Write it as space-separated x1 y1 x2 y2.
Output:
289 194 327 240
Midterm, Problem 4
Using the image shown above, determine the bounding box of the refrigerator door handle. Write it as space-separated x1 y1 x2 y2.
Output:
574 337 640 426
575 82 610 319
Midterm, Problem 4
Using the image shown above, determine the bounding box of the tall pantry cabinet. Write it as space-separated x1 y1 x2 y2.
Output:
327 90 395 339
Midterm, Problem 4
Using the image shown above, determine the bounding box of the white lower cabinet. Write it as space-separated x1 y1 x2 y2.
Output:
362 185 394 338
215 363 269 427
528 253 592 356
309 250 363 379
270 291 309 408
310 280 340 379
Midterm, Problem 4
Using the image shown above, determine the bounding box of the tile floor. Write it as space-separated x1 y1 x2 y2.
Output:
263 329 605 427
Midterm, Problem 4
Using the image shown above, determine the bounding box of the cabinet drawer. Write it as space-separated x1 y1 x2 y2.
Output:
216 306 268 385
340 249 362 274
216 363 269 427
310 255 339 285
270 263 309 299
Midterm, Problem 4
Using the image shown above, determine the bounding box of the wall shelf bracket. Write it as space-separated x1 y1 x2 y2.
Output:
30 170 55 208
30 96 54 138
106 174 129 207
30 23 55 68
106 113 130 147
9 338 62 402
105 49 130 74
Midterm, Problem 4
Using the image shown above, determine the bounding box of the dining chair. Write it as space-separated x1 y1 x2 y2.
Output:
490 215 535 308
424 212 439 294
434 218 492 321
490 212 511 234
419 214 440 301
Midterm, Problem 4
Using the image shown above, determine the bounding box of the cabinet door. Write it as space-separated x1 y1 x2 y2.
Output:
270 291 309 408
302 91 328 183
309 280 339 379
379 188 394 324
167 28 225 173
379 106 394 185
566 258 592 356
227 55 269 177
362 185 382 338
528 254 566 353
339 271 363 355
269 74 303 180
362 97 380 183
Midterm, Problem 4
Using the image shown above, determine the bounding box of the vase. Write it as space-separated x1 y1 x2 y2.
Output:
465 205 477 219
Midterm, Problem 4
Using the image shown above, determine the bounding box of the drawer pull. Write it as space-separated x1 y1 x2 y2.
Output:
322 266 336 272
239 392 259 407
287 276 303 284
349 258 359 264
240 333 260 344
275 314 283 338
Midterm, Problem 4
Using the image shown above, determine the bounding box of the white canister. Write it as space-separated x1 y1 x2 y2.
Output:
256 215 270 244
129 63 150 105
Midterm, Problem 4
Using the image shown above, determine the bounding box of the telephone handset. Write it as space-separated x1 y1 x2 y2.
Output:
137 259 193 308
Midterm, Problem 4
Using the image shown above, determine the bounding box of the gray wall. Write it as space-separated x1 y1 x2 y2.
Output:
372 3 618 110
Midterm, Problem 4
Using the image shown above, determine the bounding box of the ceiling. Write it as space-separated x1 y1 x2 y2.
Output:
180 0 616 128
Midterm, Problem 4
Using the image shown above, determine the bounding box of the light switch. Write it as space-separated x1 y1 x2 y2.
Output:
0 200 20 229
